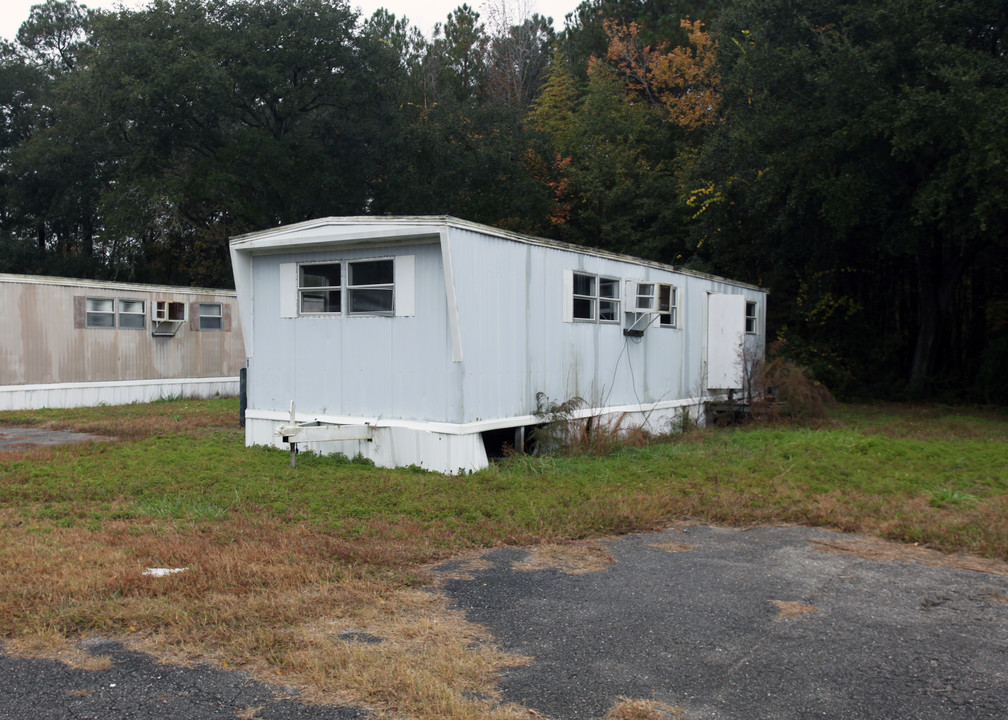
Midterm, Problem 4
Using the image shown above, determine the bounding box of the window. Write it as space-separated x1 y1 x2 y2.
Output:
572 272 619 322
572 273 596 320
745 300 758 334
658 285 678 328
296 259 395 316
299 263 341 314
634 283 655 312
118 299 145 329
85 298 115 328
599 278 620 321
198 303 222 330
348 259 394 314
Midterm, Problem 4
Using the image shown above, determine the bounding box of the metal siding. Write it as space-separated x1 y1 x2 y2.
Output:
447 233 767 424
236 221 768 431
0 276 244 389
247 242 450 422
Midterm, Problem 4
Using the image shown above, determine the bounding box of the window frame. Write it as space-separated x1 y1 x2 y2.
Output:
198 302 223 331
658 284 679 328
347 258 395 316
571 272 620 324
745 300 758 334
118 299 146 329
298 262 342 315
85 297 115 329
296 258 397 317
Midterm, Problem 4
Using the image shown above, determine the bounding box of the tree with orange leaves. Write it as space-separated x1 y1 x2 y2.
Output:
604 18 720 132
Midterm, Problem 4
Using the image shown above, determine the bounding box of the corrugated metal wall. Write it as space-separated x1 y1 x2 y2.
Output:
247 241 451 422
244 227 767 427
0 275 245 386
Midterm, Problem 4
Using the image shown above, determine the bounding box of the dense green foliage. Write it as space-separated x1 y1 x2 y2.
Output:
1 0 1005 399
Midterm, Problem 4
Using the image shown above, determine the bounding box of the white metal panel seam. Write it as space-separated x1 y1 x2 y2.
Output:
439 228 463 362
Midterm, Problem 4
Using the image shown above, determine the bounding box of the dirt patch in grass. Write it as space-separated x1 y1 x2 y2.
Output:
808 537 1008 576
604 697 686 719
512 543 615 575
771 600 818 618
5 635 115 671
647 541 695 553
428 553 499 582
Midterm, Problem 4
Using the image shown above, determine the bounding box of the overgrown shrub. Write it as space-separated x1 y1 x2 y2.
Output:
531 392 650 456
750 341 835 421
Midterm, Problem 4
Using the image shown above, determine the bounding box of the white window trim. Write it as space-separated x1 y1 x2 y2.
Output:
85 297 115 329
658 284 679 328
118 299 146 329
566 271 620 324
347 257 395 316
298 261 343 315
291 256 414 318
745 300 759 334
198 302 223 331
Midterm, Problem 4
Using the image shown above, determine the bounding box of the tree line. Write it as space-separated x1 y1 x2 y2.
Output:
1 0 1005 400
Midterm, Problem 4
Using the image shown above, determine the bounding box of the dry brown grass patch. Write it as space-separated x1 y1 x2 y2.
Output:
646 542 695 553
0 516 541 720
5 635 114 671
771 600 818 618
605 697 686 719
284 587 532 717
426 552 498 581
512 543 615 575
808 537 1008 576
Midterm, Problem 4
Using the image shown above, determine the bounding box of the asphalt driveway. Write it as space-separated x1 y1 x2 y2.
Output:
2 523 1007 719
435 523 1008 719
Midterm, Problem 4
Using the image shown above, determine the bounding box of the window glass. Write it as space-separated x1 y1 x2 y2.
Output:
350 260 393 286
86 298 115 328
659 285 678 327
571 273 619 323
348 260 394 314
635 283 655 311
299 263 341 313
572 272 596 320
119 299 145 329
301 264 340 288
745 301 758 333
199 302 223 330
599 277 620 322
573 273 595 297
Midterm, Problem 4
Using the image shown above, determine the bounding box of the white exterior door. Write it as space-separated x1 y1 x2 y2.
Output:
707 293 745 389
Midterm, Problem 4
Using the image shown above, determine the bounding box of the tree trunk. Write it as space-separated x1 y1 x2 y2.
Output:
909 233 981 394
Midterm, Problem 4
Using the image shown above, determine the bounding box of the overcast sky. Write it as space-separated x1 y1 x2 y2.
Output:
1 0 578 43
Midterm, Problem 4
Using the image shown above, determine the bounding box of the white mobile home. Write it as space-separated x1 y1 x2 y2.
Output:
0 274 244 410
230 216 767 473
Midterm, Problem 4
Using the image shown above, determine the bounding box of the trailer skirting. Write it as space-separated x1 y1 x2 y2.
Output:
244 397 709 474
0 377 239 411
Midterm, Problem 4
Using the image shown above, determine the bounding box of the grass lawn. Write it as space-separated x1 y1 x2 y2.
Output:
1 398 1006 719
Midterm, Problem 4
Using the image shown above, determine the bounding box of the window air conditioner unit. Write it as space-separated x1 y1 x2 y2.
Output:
623 281 659 337
152 301 186 336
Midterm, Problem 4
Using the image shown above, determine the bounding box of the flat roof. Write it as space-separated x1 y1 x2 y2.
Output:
230 216 768 293
0 273 236 296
